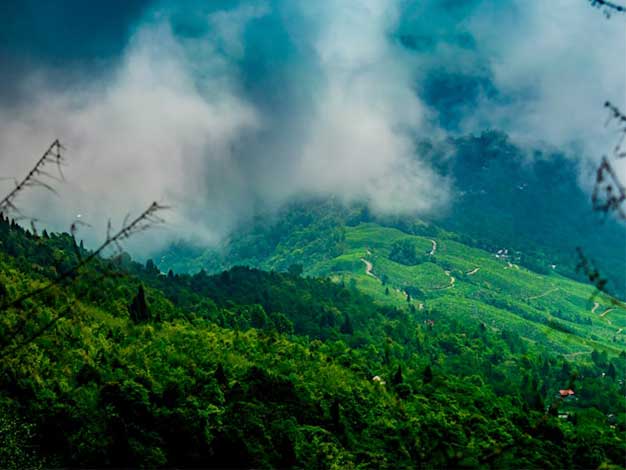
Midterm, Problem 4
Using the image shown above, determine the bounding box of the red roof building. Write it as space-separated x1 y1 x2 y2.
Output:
559 389 575 397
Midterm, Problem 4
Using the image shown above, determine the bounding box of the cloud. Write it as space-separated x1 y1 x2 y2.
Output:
0 0 448 255
419 0 625 160
0 20 261 253
1 0 622 257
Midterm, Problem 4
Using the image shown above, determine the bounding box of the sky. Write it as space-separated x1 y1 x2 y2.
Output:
0 0 624 254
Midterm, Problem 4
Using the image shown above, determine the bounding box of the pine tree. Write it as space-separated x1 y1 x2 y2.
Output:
340 314 353 335
128 285 151 323
423 365 433 384
145 259 159 275
215 363 228 387
607 362 616 380
392 365 403 385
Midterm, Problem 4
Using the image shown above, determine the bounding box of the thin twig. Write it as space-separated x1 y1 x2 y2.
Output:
591 156 626 219
589 0 626 17
0 140 65 215
0 201 168 310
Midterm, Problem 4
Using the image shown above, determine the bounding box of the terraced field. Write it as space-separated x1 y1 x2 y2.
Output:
312 223 625 357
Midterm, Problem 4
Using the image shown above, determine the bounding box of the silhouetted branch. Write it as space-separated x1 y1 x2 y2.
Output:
588 102 626 219
604 101 626 158
589 0 626 17
1 201 168 311
591 156 626 219
0 140 65 218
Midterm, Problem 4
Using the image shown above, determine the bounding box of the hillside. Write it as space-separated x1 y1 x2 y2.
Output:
159 200 626 358
0 213 625 468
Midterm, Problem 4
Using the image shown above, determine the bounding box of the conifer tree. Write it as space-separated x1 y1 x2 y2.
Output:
129 285 151 323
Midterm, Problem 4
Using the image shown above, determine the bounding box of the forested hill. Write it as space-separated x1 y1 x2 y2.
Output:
160 131 626 299
0 212 625 468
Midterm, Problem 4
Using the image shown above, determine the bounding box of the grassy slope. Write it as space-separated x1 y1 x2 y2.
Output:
300 223 625 358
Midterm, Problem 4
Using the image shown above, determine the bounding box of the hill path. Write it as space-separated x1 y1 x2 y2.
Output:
526 287 559 301
467 267 480 276
599 308 615 318
429 240 437 256
565 350 592 360
591 302 600 314
360 258 379 280
445 271 456 287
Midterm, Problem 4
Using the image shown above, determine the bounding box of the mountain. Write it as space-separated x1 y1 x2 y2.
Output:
0 208 625 468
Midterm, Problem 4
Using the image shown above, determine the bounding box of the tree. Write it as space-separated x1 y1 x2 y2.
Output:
145 259 159 275
423 365 433 384
287 264 303 277
250 305 269 329
607 362 616 380
215 363 228 387
388 239 426 266
129 285 151 323
340 314 353 335
392 365 403 385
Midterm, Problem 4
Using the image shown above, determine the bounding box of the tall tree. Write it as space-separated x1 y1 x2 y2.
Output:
129 285 151 323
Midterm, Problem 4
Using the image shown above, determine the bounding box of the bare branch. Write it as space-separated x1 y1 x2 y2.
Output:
589 0 626 17
604 101 626 158
0 201 168 310
591 156 626 219
0 140 65 216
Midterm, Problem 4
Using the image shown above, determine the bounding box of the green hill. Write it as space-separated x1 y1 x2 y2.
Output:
1 212 625 468
159 200 626 359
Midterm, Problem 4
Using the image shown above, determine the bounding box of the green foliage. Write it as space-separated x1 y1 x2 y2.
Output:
128 285 151 323
388 239 428 266
0 214 624 468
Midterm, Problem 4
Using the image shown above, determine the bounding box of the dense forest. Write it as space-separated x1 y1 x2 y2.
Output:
0 212 624 468
1 2 626 468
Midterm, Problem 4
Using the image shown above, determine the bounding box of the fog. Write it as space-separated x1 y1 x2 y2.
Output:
0 0 623 255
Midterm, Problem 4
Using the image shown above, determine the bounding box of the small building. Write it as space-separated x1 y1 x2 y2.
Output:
559 389 575 398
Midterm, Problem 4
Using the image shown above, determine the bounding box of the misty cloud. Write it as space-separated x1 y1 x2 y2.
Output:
0 0 448 254
0 0 623 255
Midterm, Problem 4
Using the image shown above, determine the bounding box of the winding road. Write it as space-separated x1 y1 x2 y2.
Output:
429 240 437 256
526 287 559 301
360 258 379 280
600 308 615 318
467 267 480 276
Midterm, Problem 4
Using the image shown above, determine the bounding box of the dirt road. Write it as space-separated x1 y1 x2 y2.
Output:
360 258 378 280
429 240 437 256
